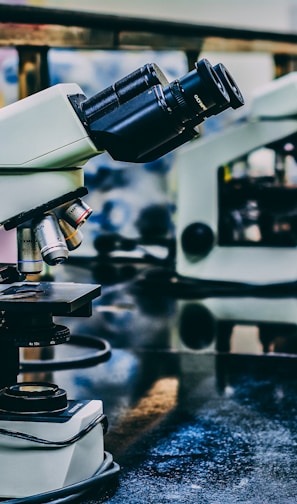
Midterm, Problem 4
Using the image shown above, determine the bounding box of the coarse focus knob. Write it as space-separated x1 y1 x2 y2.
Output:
181 222 214 256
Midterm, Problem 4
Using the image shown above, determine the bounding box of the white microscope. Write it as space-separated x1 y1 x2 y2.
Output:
0 58 244 500
176 71 297 285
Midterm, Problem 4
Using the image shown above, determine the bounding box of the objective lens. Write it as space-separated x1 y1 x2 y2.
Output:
17 226 43 274
59 219 83 250
62 199 92 228
34 213 69 266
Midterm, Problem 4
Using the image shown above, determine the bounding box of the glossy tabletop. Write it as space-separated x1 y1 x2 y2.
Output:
32 263 297 504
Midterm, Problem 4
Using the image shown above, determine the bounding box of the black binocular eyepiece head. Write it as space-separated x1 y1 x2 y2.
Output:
75 58 244 163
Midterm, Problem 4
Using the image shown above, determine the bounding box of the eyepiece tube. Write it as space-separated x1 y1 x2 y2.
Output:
114 63 169 102
81 63 169 121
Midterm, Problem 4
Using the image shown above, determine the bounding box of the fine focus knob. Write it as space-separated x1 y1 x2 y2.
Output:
181 222 214 256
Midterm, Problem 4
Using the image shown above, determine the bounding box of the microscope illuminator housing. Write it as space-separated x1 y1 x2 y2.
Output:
0 398 105 498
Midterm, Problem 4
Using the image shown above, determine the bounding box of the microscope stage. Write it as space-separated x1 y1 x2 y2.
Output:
0 281 101 315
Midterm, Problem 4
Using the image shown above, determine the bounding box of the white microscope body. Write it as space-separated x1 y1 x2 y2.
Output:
0 59 244 498
176 72 297 284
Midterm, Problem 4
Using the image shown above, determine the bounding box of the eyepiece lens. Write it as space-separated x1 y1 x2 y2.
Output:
195 58 230 105
214 63 244 109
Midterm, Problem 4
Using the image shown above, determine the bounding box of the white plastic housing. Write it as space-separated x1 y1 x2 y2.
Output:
0 400 105 498
175 72 297 284
0 83 99 168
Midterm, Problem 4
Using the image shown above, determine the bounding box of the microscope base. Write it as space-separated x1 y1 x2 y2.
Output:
0 399 105 498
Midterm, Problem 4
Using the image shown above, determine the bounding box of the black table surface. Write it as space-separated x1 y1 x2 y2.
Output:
22 264 297 503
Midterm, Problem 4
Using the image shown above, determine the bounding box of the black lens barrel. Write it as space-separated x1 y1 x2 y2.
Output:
114 63 169 103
